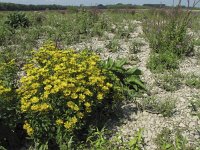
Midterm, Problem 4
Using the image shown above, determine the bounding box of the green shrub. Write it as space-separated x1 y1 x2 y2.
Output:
5 12 31 29
33 13 46 25
143 9 194 72
92 13 111 37
185 74 200 89
74 10 98 35
17 43 112 147
17 43 144 148
148 51 179 72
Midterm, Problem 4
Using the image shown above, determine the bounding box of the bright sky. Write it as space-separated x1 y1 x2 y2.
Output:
0 0 199 6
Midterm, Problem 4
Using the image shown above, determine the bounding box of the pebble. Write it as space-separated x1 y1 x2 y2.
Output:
189 122 196 128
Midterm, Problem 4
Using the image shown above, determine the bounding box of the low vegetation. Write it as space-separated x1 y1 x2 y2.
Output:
0 1 200 149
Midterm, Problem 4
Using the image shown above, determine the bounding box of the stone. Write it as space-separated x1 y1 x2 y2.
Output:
189 122 196 128
179 123 186 128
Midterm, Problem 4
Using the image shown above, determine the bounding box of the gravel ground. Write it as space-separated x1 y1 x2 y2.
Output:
70 21 200 149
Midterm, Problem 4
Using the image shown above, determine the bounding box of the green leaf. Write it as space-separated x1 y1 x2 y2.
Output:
126 68 142 75
125 75 145 90
115 59 126 68
107 57 114 69
128 138 137 147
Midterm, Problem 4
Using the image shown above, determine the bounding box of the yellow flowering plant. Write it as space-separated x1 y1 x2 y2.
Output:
18 42 113 146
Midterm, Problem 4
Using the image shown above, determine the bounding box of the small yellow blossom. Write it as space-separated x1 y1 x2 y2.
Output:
97 93 104 100
23 121 34 136
64 121 72 129
56 119 64 125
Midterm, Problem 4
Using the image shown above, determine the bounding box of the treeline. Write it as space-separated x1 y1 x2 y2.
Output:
0 2 198 11
0 2 159 11
0 2 67 11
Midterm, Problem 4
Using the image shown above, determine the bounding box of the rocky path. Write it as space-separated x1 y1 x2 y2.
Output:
68 21 200 149
111 23 200 149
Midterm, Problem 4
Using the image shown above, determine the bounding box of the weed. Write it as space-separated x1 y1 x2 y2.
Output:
185 74 200 89
155 128 194 150
129 40 144 54
143 8 194 72
147 51 179 72
189 95 200 119
156 71 183 91
86 127 109 149
106 39 120 52
128 129 144 150
142 96 176 117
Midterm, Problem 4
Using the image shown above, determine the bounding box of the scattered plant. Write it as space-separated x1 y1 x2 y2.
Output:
156 71 183 91
106 39 120 52
142 96 176 117
129 40 144 54
143 7 194 72
190 95 200 119
155 128 194 150
185 74 200 89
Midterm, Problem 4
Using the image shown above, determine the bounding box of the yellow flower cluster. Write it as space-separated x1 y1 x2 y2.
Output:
23 121 34 136
0 83 11 95
18 43 113 131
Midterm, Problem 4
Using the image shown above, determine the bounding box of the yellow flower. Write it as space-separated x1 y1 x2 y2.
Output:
77 112 84 119
30 97 39 103
79 94 85 101
84 89 93 96
64 121 72 129
102 86 109 91
106 83 113 88
84 102 91 108
56 119 64 125
44 85 52 91
97 93 104 100
71 93 78 99
67 101 79 111
23 121 34 136
71 116 78 124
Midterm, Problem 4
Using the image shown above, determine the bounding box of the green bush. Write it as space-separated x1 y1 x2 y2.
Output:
5 12 31 29
148 51 179 72
143 9 194 72
17 43 144 148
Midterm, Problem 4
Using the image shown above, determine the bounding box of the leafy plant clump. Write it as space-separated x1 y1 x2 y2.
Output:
143 8 194 72
17 42 145 148
78 127 144 150
185 74 200 89
155 128 195 150
142 96 176 117
190 95 200 119
5 12 31 29
156 71 183 92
